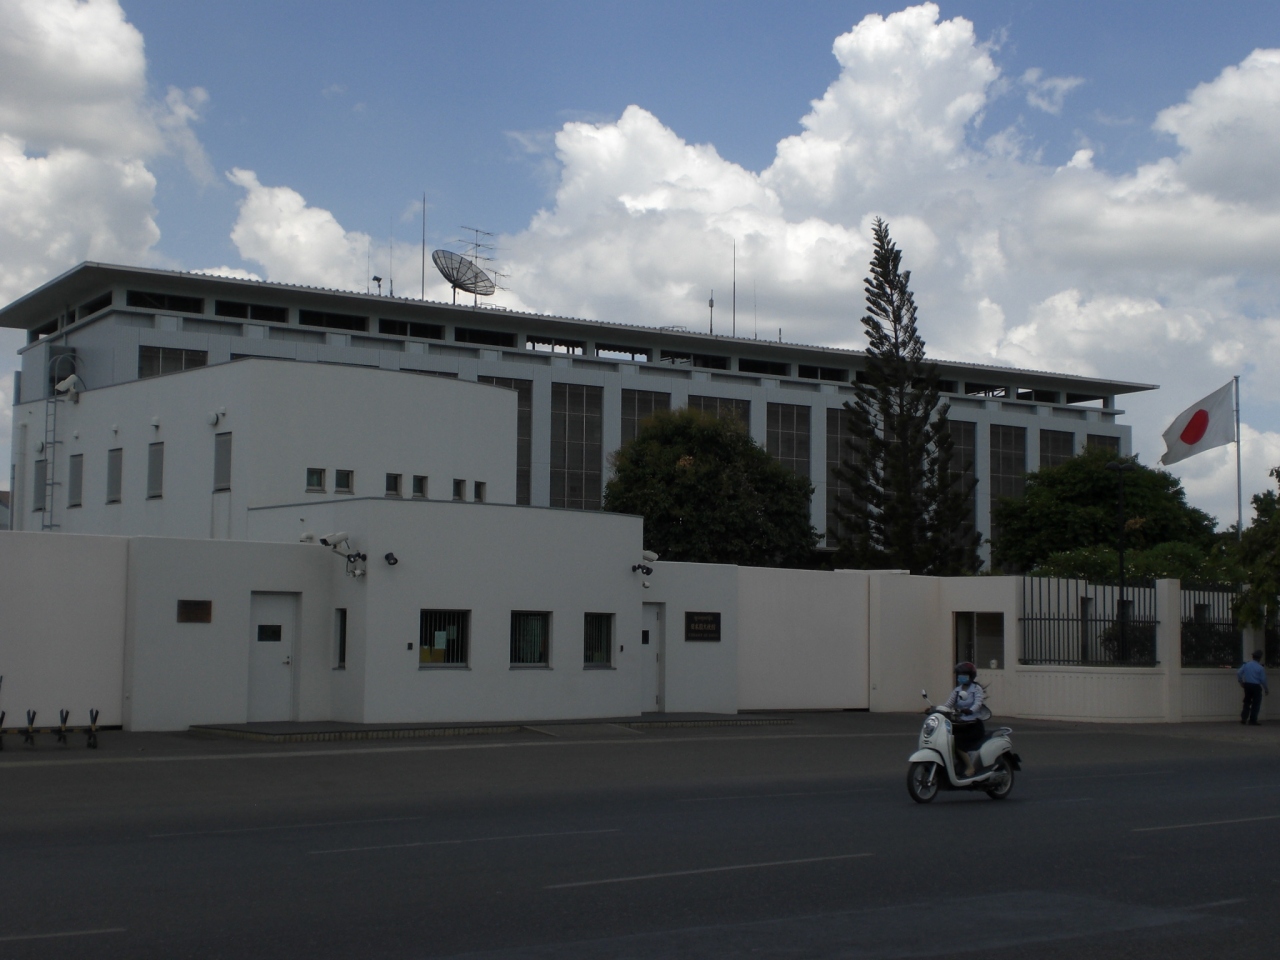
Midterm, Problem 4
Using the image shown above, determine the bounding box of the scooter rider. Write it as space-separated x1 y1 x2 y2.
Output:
942 662 985 776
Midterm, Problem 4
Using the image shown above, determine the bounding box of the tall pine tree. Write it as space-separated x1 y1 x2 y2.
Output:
833 219 980 575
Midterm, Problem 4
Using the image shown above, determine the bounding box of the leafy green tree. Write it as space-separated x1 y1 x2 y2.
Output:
991 448 1217 573
1237 467 1280 627
1031 541 1241 584
604 409 819 566
833 218 980 575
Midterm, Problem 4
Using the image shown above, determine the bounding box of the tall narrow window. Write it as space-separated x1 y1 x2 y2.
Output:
1039 429 1075 469
511 611 551 666
950 420 977 531
452 479 465 501
419 609 469 666
32 459 46 512
106 448 123 504
334 608 347 669
989 424 1026 551
584 613 613 667
385 473 402 497
688 395 749 426
147 442 164 499
767 403 810 478
473 481 486 503
621 389 671 445
67 453 83 508
826 407 865 546
213 432 232 492
478 376 533 505
550 383 603 510
412 475 428 498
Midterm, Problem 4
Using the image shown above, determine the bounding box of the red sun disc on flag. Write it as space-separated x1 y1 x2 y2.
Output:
1180 409 1210 445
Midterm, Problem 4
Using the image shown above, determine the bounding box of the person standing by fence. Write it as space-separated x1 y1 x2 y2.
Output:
1238 650 1269 726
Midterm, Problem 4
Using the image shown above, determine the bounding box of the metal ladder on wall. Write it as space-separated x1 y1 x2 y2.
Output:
40 391 61 530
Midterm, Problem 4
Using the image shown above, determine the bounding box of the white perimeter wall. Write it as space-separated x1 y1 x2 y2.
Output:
737 567 869 711
0 531 128 727
648 562 739 715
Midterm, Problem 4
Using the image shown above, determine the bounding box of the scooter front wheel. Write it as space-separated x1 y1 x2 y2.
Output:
985 755 1015 800
907 761 939 803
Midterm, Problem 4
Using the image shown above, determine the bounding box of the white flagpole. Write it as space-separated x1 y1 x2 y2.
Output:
1235 374 1243 541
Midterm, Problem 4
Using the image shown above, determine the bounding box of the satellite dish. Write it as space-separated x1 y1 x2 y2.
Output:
432 249 495 303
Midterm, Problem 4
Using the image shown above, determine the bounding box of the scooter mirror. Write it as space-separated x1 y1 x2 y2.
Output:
920 689 928 699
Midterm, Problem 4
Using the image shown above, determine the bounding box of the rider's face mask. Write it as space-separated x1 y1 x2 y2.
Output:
957 675 971 686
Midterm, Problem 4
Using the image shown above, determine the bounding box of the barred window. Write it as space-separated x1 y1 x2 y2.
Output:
621 389 671 445
550 383 602 510
584 613 613 667
767 403 810 478
950 420 977 530
511 611 551 666
478 376 532 505
1040 429 1075 469
420 610 469 666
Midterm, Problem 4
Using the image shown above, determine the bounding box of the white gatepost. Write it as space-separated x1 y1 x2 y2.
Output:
1155 579 1182 723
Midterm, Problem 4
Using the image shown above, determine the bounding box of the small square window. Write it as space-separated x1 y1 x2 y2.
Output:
177 599 212 623
385 473 402 497
335 469 354 494
306 467 326 492
420 610 470 666
473 481 486 503
412 475 428 499
452 479 465 501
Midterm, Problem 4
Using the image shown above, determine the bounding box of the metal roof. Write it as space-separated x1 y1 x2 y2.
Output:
0 261 1158 395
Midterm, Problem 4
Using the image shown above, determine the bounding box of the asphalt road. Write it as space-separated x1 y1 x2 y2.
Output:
1 712 1278 959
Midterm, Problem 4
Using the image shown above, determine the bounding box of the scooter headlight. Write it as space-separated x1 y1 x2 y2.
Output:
922 715 940 738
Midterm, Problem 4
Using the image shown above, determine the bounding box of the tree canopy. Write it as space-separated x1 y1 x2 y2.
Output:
832 218 980 575
1237 468 1280 627
603 408 819 567
991 448 1218 574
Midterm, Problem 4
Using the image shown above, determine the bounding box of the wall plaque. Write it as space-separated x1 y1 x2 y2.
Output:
685 611 721 642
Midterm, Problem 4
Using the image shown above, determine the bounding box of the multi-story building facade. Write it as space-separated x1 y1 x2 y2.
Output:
3 263 1155 561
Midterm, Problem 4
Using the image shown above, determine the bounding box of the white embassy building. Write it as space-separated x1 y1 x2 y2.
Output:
1 262 1207 735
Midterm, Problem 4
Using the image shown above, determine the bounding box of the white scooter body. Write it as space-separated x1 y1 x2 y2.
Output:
906 692 1021 802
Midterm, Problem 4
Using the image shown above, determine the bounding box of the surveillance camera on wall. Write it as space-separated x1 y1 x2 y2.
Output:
642 550 659 562
319 532 349 548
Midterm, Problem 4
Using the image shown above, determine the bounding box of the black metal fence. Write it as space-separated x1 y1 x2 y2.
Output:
1180 584 1242 668
1020 577 1158 666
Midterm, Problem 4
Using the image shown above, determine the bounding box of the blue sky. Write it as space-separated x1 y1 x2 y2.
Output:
3 0 1280 524
125 0 1279 267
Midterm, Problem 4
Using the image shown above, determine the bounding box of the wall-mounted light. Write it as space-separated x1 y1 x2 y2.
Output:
384 552 399 566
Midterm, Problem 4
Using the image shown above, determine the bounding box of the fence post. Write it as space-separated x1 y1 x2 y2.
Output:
1156 579 1182 723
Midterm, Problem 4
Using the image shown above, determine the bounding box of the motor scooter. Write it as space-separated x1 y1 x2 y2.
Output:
906 690 1021 803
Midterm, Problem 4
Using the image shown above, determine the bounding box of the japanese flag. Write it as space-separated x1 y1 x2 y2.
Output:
1160 381 1236 466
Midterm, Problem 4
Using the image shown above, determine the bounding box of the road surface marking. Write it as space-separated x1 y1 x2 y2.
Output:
1038 770 1167 782
0 928 126 943
545 852 873 889
311 827 618 855
678 789 877 803
1183 898 1247 910
1134 814 1280 833
151 815 425 838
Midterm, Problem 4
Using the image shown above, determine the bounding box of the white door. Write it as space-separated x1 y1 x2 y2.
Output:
249 592 298 722
641 603 665 713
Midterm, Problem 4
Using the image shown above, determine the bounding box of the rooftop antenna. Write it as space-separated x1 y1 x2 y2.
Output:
709 290 714 335
455 227 506 305
420 192 427 300
366 239 371 294
732 241 736 338
753 278 758 340
389 216 394 298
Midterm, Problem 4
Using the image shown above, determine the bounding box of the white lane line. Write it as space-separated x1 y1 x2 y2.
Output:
678 789 876 803
1134 814 1280 833
1241 784 1280 790
1030 797 1093 804
151 815 424 839
1038 770 1167 782
545 852 873 890
311 827 618 855
1184 898 1248 910
0 927 126 943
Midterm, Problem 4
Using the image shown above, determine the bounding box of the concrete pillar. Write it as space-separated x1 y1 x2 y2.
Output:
1155 579 1182 722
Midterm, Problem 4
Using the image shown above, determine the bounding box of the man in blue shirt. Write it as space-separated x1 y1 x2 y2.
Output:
1238 650 1269 726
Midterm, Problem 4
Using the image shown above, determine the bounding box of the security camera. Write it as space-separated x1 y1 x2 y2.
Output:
632 564 653 576
319 532 349 548
54 374 84 403
642 550 659 562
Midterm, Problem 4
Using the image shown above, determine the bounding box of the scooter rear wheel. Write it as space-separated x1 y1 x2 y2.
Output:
985 755 1014 800
907 761 939 803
